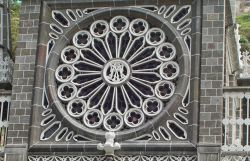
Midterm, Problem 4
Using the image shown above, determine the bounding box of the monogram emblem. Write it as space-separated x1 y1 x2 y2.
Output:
103 59 130 85
108 62 126 82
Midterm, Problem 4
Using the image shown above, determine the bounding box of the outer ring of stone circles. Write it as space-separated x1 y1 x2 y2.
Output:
159 61 180 80
55 64 75 83
142 97 163 117
61 46 80 64
103 113 124 131
72 30 92 48
146 28 166 46
90 20 109 38
124 108 145 128
155 81 175 100
57 82 77 102
102 59 131 86
156 42 176 61
83 109 103 128
67 99 87 118
129 18 149 36
110 15 130 34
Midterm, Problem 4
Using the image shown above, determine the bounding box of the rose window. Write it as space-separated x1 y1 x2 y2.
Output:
54 15 181 132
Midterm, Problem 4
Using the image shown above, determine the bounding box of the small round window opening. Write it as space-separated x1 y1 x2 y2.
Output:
50 9 189 138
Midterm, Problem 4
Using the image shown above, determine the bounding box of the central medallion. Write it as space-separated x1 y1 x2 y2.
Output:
103 59 130 85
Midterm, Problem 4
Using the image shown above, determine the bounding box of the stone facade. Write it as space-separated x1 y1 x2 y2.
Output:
2 0 238 161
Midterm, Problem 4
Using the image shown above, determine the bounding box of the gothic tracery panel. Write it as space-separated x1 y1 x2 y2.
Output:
30 0 201 154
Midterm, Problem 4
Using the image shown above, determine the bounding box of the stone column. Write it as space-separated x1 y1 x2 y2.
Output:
0 0 11 60
198 0 225 160
5 0 41 161
0 0 5 61
0 0 13 88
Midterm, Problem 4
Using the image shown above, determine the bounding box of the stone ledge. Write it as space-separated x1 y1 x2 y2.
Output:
197 143 221 153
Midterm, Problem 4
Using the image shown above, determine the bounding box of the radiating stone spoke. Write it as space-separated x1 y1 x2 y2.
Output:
101 87 115 115
131 72 162 84
92 38 112 61
118 31 132 58
80 48 105 66
105 32 118 59
122 84 142 108
128 79 154 97
71 73 101 86
77 80 103 99
73 61 101 72
128 46 156 64
87 85 109 109
123 36 145 60
115 87 128 115
132 59 162 71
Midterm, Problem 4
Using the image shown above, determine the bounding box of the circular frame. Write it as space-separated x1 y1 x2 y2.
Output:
46 7 190 141
146 28 166 46
129 18 149 36
72 30 92 48
60 46 80 64
156 43 176 61
110 15 129 34
142 97 163 117
159 61 180 80
103 113 124 131
67 99 87 118
90 20 109 37
55 64 75 83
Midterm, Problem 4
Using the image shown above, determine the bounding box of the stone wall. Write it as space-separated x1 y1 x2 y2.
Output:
5 0 40 160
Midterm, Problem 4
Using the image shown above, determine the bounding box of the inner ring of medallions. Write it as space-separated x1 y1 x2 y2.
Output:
102 59 131 86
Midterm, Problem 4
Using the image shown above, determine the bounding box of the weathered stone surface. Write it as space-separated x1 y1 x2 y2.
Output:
7 0 41 148
200 0 224 145
5 0 227 160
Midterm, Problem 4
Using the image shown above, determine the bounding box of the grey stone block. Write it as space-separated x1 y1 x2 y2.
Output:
201 81 212 88
203 6 214 13
214 6 224 13
213 21 223 27
206 89 217 96
200 113 211 120
208 0 219 5
207 14 219 21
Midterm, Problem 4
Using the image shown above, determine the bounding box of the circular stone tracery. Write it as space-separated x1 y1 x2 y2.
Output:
51 11 188 135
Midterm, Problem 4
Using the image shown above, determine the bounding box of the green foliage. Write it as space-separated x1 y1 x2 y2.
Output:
11 0 22 4
236 14 250 52
239 35 250 51
10 2 20 58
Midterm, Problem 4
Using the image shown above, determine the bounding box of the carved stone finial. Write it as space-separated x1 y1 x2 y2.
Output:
97 132 121 156
241 51 250 77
